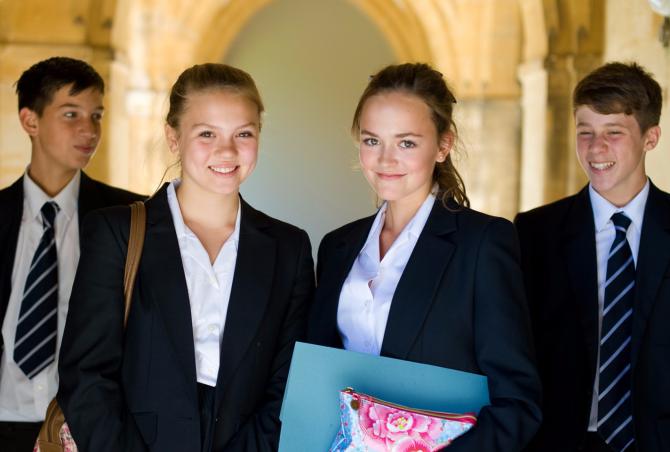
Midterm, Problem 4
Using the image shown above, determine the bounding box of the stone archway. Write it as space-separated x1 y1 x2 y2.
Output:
109 0 528 217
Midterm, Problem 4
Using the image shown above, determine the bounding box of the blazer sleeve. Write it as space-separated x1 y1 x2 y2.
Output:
57 208 139 452
222 230 315 451
513 212 542 339
448 218 542 452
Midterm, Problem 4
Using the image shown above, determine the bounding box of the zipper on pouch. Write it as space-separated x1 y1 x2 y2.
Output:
342 388 477 424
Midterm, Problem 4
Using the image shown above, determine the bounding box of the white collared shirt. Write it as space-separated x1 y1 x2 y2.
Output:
337 192 435 355
0 170 80 421
587 180 649 430
166 180 239 387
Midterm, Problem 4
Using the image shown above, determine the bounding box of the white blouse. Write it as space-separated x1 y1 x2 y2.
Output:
166 181 240 386
337 192 435 355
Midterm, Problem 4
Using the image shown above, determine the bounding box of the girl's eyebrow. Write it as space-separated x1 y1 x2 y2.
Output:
360 130 423 138
396 132 423 138
191 122 258 129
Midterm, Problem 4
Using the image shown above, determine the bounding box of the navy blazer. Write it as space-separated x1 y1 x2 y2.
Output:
515 182 670 452
308 199 542 451
57 184 315 452
0 172 143 356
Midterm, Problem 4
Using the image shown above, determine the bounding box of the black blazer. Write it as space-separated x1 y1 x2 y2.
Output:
515 182 670 452
0 172 143 354
57 184 315 452
308 200 542 451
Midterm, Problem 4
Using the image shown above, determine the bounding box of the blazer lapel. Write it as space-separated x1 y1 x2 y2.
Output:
381 200 456 360
0 177 24 334
0 177 23 240
141 185 197 401
315 216 375 348
562 188 599 385
216 199 275 392
632 182 670 368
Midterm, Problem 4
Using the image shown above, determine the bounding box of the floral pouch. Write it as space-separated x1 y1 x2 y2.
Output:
329 387 476 452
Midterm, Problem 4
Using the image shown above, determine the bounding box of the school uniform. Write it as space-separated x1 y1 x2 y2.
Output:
57 182 315 452
0 171 142 451
515 180 670 452
308 193 542 451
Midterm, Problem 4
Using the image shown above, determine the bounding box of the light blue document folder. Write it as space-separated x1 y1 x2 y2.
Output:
279 342 490 451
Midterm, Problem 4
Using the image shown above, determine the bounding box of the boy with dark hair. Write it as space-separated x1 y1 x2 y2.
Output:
0 56 142 451
515 61 667 452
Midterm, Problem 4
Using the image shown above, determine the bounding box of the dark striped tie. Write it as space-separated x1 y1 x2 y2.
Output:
597 212 635 451
13 201 60 379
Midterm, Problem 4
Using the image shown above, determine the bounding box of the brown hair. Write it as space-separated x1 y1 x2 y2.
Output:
15 56 104 116
166 63 264 129
573 62 662 133
352 63 469 208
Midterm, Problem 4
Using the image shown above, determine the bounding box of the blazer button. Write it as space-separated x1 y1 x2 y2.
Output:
215 417 219 423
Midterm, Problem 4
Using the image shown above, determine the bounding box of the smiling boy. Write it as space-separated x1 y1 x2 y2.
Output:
0 57 143 451
515 62 669 452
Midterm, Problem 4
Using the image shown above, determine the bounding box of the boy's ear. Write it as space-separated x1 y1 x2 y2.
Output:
643 125 661 152
19 108 39 137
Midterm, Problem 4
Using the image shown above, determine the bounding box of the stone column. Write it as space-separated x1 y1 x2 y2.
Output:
456 99 522 220
517 58 548 212
544 54 576 202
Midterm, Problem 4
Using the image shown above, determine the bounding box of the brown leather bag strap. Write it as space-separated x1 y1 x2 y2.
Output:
38 398 66 449
123 201 146 327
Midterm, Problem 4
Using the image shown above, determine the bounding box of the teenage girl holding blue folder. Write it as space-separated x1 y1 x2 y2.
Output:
308 63 542 451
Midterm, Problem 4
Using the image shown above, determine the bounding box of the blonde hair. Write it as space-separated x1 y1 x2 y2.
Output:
166 63 264 129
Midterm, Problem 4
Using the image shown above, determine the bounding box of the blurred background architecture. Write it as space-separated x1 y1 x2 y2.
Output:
1 0 669 247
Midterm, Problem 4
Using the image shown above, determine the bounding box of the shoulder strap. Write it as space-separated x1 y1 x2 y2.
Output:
123 201 146 327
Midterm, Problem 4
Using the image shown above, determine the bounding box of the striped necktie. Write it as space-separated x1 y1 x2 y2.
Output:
13 201 60 379
597 212 635 451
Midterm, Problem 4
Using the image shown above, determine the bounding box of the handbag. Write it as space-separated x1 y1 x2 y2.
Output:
34 201 147 452
329 387 477 452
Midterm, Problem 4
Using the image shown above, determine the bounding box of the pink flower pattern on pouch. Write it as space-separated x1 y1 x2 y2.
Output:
328 389 476 452
360 403 442 450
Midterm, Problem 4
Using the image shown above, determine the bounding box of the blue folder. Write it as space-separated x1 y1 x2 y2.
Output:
279 342 490 451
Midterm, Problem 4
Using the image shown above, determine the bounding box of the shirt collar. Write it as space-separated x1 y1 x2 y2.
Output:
404 191 436 240
167 179 241 249
360 191 436 259
23 169 80 223
360 203 387 260
589 179 649 233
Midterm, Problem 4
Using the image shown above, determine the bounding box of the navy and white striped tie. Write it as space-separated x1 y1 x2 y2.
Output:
597 212 635 451
13 201 60 379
